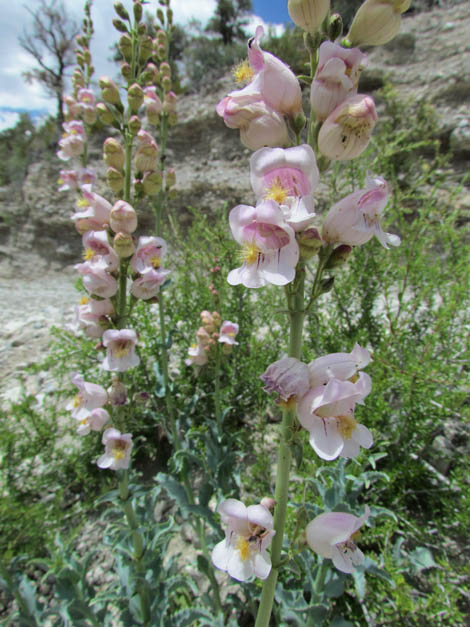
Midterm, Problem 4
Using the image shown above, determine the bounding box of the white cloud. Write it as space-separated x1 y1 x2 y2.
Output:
0 111 20 132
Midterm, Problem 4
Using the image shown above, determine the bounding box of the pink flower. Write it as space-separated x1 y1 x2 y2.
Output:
308 343 371 387
97 428 133 470
102 329 140 372
218 321 239 345
58 168 96 191
130 236 167 274
227 200 299 288
306 507 370 573
311 42 368 121
75 259 118 298
144 86 162 124
66 373 107 420
75 407 110 436
77 88 97 124
250 145 319 231
71 184 112 234
244 25 302 117
322 174 400 248
57 120 85 160
70 296 114 338
130 268 170 300
297 374 373 460
217 96 289 151
260 356 310 402
82 231 119 271
318 94 377 161
211 498 275 582
185 338 208 367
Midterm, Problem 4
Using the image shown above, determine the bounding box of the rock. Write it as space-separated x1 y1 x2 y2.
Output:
450 119 470 154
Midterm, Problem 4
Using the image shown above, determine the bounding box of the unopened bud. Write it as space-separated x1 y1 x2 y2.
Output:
329 13 343 41
128 82 144 112
156 29 166 45
159 61 171 77
135 143 159 172
347 0 411 47
161 75 172 92
157 44 166 61
320 276 335 293
104 138 125 170
290 111 307 135
107 376 127 405
165 168 176 189
83 49 91 64
76 52 85 68
114 232 135 257
297 227 322 259
139 36 154 62
119 34 133 61
97 102 114 124
112 18 128 33
166 7 173 24
114 2 129 21
163 91 177 114
133 1 143 22
106 167 124 193
128 115 142 135
121 62 132 81
157 8 165 24
137 23 147 35
143 171 163 195
288 0 330 34
99 76 121 106
325 244 353 268
260 497 276 511
110 200 138 233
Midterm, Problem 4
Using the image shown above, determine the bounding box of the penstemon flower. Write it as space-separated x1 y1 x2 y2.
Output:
308 343 372 387
97 428 133 470
66 373 107 420
57 120 86 160
75 259 118 298
130 236 167 273
218 321 239 346
72 184 112 234
260 356 310 403
211 499 275 582
306 507 370 573
82 231 120 271
227 201 299 288
69 297 114 338
75 407 110 436
102 329 140 372
250 145 319 231
322 174 401 248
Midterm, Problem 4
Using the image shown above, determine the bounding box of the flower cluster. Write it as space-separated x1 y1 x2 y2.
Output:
186 311 239 367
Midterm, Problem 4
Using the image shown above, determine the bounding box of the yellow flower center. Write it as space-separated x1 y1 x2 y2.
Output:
80 418 89 425
77 197 89 209
83 248 96 261
236 537 251 562
57 178 64 185
113 449 126 461
79 296 90 305
265 179 289 205
115 343 131 358
240 242 262 265
150 255 161 269
233 60 254 84
72 394 82 408
337 414 357 440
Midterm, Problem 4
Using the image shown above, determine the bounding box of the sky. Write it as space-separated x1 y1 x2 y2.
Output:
0 0 290 131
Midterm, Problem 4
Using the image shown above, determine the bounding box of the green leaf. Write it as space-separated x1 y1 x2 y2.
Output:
409 547 437 573
324 576 345 598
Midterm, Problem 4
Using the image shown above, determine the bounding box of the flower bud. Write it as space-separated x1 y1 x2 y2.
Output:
318 94 377 161
328 13 343 40
143 171 163 195
128 115 142 135
107 376 127 406
161 75 172 92
113 232 135 258
139 36 154 62
347 0 411 47
103 137 125 170
114 2 129 20
121 62 132 81
119 34 133 61
128 82 144 112
167 7 173 24
113 18 128 33
156 44 166 61
159 61 171 77
106 167 124 193
260 357 310 403
135 143 159 172
165 168 176 189
97 102 114 125
320 276 335 293
260 497 276 511
163 91 177 114
324 244 353 268
288 0 330 34
133 1 143 22
297 227 322 259
76 52 85 68
110 200 138 234
99 76 121 106
156 29 166 45
137 23 147 35
157 8 165 24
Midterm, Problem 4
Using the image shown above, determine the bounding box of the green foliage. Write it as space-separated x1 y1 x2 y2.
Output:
206 0 253 46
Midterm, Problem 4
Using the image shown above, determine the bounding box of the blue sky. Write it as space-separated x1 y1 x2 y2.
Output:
253 0 290 25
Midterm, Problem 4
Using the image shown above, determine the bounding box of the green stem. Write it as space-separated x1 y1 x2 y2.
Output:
214 344 223 430
157 293 179 448
306 244 333 311
119 471 151 625
255 268 305 627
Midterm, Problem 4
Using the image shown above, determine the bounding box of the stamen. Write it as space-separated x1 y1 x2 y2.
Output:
236 537 251 562
233 60 254 84
240 242 262 265
265 179 289 204
337 414 357 439
83 248 95 261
